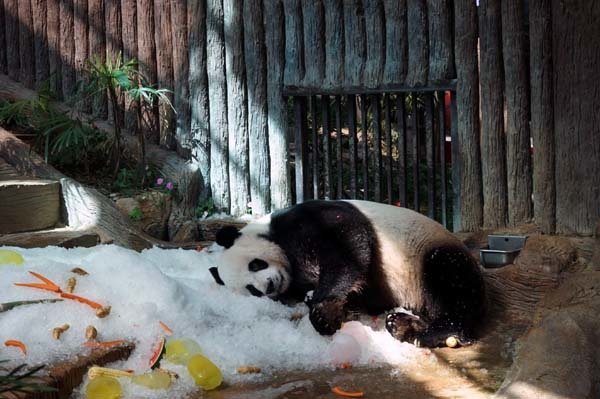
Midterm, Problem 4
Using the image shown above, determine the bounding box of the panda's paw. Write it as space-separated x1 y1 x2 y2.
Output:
385 312 427 343
309 298 346 336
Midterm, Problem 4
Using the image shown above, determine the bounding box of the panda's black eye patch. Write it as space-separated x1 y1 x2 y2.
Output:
248 258 269 272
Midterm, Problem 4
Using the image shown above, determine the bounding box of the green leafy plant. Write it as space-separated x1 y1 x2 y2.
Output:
0 360 57 395
129 207 143 221
195 197 217 218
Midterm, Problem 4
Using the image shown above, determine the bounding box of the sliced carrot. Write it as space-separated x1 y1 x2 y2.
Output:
4 339 27 355
60 292 103 309
159 321 173 336
14 282 61 292
331 386 364 398
84 339 127 349
28 271 61 291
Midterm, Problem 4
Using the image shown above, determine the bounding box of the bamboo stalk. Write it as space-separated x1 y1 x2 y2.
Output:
0 299 63 313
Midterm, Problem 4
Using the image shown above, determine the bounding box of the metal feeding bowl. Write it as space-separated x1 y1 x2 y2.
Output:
480 235 528 268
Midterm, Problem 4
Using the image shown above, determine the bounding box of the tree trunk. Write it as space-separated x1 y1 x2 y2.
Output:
406 0 428 87
74 0 88 110
4 0 19 82
382 0 407 85
188 0 211 203
502 0 533 225
89 0 107 117
283 0 304 87
47 0 61 95
323 0 344 88
343 0 365 88
364 0 385 88
479 0 507 228
18 0 35 88
32 0 49 89
301 0 325 88
427 0 455 82
105 0 122 127
171 0 190 157
136 0 158 141
529 0 555 233
264 0 292 210
224 0 249 216
121 0 138 133
244 0 270 216
154 0 174 149
454 0 483 231
552 0 600 235
206 0 230 212
0 0 6 74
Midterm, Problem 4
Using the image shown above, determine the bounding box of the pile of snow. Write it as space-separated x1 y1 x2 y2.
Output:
0 244 427 398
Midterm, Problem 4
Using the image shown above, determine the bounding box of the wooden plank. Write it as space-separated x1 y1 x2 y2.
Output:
348 94 358 198
60 0 75 97
406 0 428 87
425 93 435 219
552 0 600 235
364 0 385 88
282 81 457 96
32 0 49 89
502 0 533 225
188 0 211 202
323 0 344 88
18 0 35 88
136 0 157 139
0 180 61 234
283 0 304 86
4 0 19 81
244 0 270 215
294 97 308 203
360 94 368 199
311 96 319 199
396 94 407 207
0 0 5 74
89 0 107 117
384 94 392 204
437 91 447 227
335 95 343 198
450 92 461 231
383 0 407 85
322 96 332 199
479 0 507 228
171 0 190 156
224 0 249 215
154 0 174 149
529 0 555 233
343 0 365 88
454 0 483 231
410 93 420 211
264 0 292 210
372 94 382 202
121 0 138 133
427 0 455 82
207 0 230 211
74 0 88 110
47 0 61 95
302 0 325 87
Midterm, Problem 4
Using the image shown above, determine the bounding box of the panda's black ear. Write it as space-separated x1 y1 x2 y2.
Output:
216 226 242 249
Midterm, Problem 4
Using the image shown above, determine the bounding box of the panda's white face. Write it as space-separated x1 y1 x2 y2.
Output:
211 220 291 299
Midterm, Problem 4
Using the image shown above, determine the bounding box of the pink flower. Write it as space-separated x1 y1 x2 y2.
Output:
166 182 174 190
156 178 164 186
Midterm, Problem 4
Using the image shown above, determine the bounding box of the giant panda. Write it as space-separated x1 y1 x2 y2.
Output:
209 200 486 347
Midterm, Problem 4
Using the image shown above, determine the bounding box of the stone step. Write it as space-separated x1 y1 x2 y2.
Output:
0 179 62 234
0 227 100 249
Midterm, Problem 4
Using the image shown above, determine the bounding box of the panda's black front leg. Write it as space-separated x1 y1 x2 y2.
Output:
308 297 347 335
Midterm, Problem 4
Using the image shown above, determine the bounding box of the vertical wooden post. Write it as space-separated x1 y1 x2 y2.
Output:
105 0 122 61
265 0 292 210
73 0 88 109
425 93 436 219
502 0 533 225
244 0 270 215
154 0 174 149
4 0 19 82
311 96 319 199
188 0 211 202
283 0 304 87
348 94 358 199
384 94 392 204
360 94 369 200
302 0 325 88
396 94 408 207
364 0 384 88
323 0 344 88
323 96 332 200
437 91 447 227
121 0 138 133
171 0 190 157
0 0 5 74
59 0 75 97
372 94 382 202
90 0 107 117
450 92 461 231
406 0 428 87
383 0 407 85
479 0 507 228
32 0 49 89
529 0 555 233
47 0 61 95
224 0 249 215
411 93 420 212
18 0 35 88
343 0 365 88
427 0 455 82
335 95 343 198
207 0 230 211
294 97 308 203
453 0 483 231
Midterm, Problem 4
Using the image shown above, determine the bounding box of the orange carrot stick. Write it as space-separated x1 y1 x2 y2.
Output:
331 386 364 398
14 282 61 293
60 292 103 309
28 271 61 291
159 321 173 335
4 340 27 355
84 339 127 349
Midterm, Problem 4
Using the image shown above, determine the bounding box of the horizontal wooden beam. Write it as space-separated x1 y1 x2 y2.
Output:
282 80 457 96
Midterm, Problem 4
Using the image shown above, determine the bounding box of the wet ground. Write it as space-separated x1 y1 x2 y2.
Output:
195 321 522 399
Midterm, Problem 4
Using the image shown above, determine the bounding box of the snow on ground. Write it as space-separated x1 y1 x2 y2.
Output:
0 244 427 398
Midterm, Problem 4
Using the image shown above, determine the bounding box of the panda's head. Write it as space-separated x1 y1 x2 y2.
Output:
210 220 291 299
